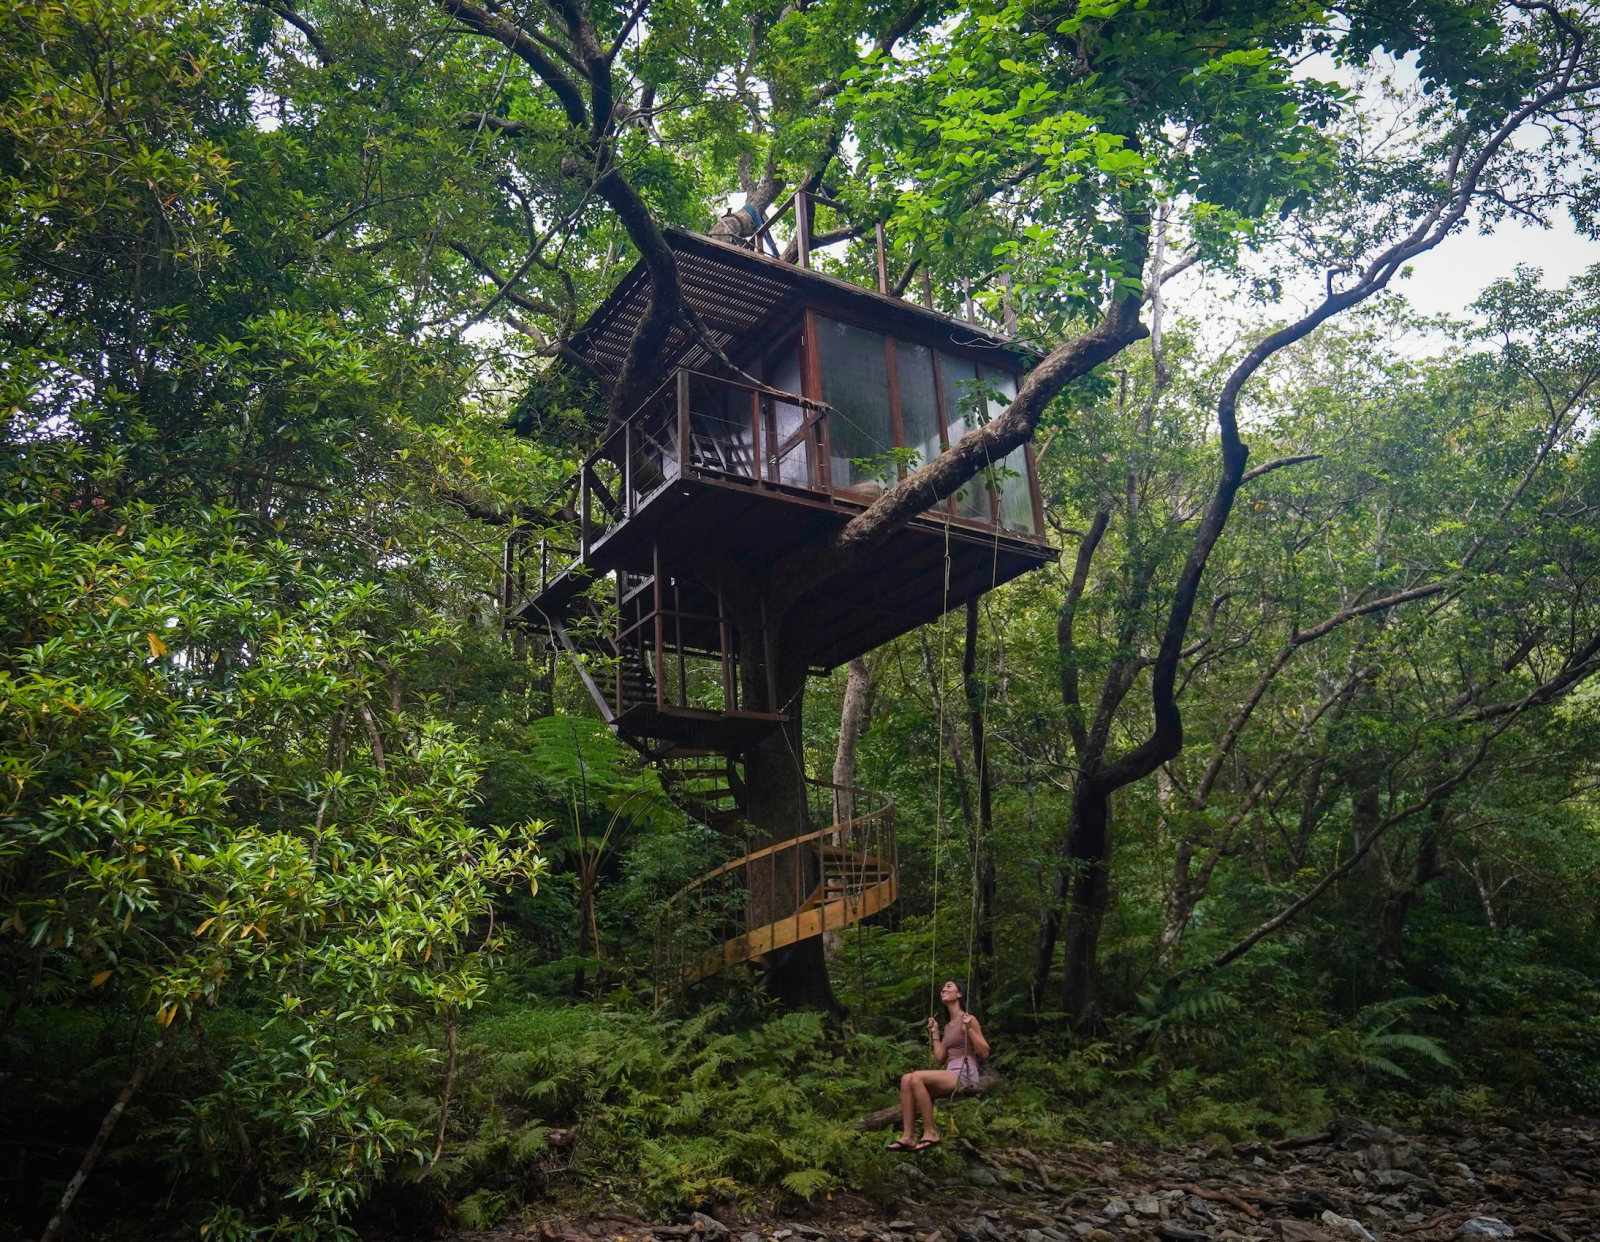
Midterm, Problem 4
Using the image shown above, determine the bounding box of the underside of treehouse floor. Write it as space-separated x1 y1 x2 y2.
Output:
520 470 1056 671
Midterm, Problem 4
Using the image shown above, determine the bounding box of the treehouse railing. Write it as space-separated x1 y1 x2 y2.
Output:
575 368 829 563
653 776 895 994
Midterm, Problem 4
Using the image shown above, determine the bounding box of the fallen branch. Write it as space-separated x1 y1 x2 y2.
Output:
1273 1131 1333 1150
1156 1181 1265 1220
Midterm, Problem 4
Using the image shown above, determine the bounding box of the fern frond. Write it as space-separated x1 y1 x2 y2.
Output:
781 1168 835 1199
1365 1032 1458 1069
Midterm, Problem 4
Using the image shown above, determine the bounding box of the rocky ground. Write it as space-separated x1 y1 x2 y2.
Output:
447 1117 1600 1242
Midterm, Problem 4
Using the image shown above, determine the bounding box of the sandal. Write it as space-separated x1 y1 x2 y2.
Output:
886 1138 917 1151
912 1136 942 1151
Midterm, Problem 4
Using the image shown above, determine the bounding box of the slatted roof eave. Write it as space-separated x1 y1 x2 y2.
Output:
566 228 1038 388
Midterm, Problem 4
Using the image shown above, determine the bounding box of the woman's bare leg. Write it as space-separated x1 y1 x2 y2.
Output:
897 1072 917 1142
911 1070 960 1142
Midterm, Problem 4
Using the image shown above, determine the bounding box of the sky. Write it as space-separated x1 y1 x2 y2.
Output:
1392 213 1600 317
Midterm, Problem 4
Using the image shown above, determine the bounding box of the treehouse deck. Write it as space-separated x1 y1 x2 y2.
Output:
515 439 1054 672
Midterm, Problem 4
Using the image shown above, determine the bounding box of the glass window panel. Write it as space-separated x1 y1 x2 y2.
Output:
897 341 943 471
985 372 1036 534
818 316 895 494
940 354 992 522
765 345 811 488
687 375 755 479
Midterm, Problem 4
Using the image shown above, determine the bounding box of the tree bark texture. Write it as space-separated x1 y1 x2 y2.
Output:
832 656 871 828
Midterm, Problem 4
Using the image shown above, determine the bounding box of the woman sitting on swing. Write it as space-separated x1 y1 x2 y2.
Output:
887 979 989 1151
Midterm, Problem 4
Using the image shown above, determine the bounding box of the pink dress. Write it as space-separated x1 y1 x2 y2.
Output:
942 1018 981 1088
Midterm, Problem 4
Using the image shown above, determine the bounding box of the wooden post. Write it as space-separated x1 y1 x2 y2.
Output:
1025 441 1046 536
760 597 777 713
885 336 905 478
875 221 889 294
501 532 514 619
616 566 625 717
718 583 733 710
674 577 686 707
920 267 934 309
579 467 591 562
653 544 666 710
676 369 690 475
795 190 811 269
750 387 762 483
624 422 634 515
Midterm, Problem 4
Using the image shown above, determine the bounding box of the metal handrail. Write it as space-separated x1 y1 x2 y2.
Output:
654 774 897 988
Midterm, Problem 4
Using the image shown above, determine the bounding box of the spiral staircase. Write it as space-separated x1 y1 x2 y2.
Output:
654 763 896 987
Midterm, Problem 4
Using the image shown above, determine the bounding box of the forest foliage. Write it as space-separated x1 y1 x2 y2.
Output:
4 0 1600 1238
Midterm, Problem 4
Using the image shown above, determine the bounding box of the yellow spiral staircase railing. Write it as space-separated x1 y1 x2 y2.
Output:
654 773 896 987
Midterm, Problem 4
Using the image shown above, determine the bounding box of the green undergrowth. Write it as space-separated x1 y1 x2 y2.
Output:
416 997 1342 1227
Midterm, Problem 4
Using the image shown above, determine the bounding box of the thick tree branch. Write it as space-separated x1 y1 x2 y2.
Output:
769 265 1151 610
1058 506 1112 759
258 1 330 62
437 0 590 129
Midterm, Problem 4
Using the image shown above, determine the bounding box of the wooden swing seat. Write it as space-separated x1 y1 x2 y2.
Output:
855 1069 1004 1132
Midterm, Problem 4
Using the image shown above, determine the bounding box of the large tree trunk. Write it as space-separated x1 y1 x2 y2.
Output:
1059 784 1113 1029
735 602 841 1013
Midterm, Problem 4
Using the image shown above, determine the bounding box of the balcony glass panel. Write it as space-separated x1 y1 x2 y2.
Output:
686 374 756 480
985 372 1036 534
897 341 943 470
940 354 993 522
765 346 811 488
817 316 896 495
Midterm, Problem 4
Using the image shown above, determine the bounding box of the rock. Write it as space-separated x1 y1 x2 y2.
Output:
694 1216 730 1241
1133 1199 1161 1218
1022 1231 1049 1242
1073 1227 1095 1238
1528 1167 1563 1183
890 1226 916 1233
1105 1201 1132 1220
1088 1233 1115 1242
1156 1223 1208 1242
1328 1120 1376 1152
1186 1198 1217 1222
1203 1134 1235 1161
1317 1214 1374 1242
1457 1220 1515 1240
740 1233 763 1242
967 1164 1003 1187
791 1229 827 1240
1275 1225 1330 1242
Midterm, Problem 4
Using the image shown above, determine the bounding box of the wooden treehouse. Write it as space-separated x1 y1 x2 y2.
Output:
507 204 1057 985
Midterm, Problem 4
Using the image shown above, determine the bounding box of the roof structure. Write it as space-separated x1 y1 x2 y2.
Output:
568 227 1037 386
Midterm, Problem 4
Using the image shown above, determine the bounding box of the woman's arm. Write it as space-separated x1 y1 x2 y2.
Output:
928 1015 945 1063
964 1016 990 1059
